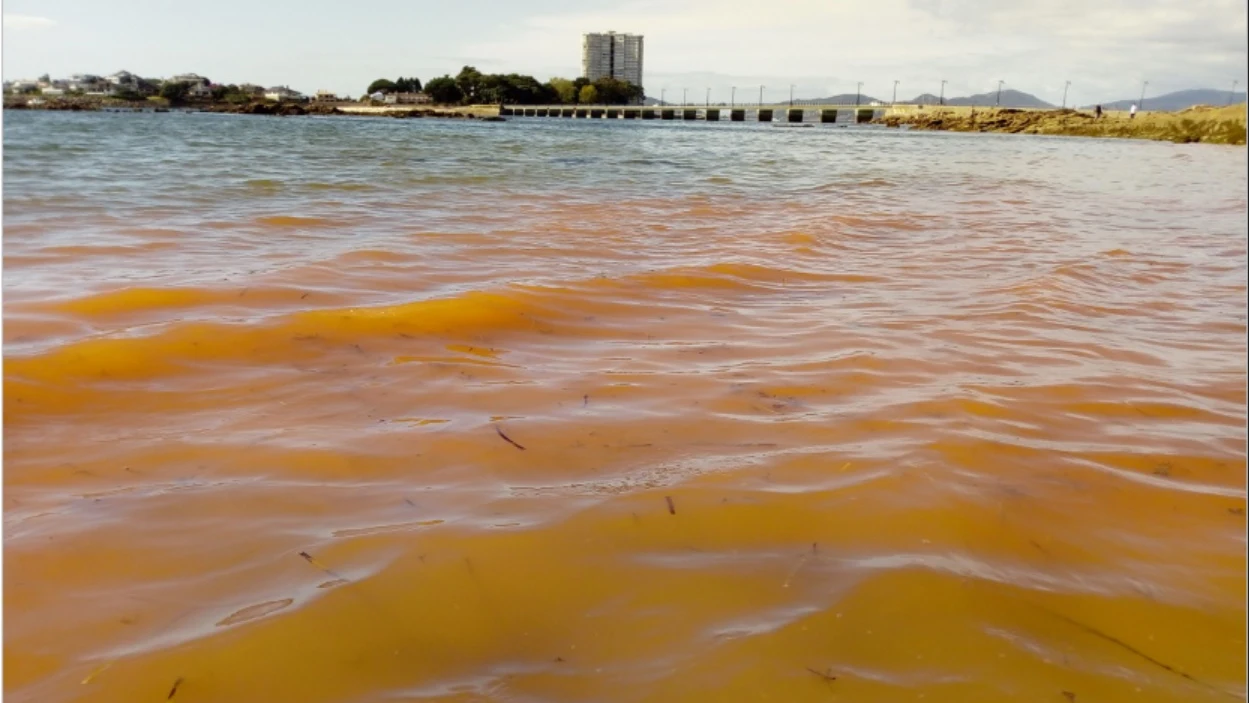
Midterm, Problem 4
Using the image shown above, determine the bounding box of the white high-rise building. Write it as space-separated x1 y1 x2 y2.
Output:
582 32 644 92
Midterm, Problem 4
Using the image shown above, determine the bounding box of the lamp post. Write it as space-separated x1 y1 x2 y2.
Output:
939 79 947 106
683 88 687 106
1139 80 1148 111
661 88 666 106
731 86 736 108
892 80 900 105
996 80 1004 106
706 87 710 106
1231 80 1240 106
1062 80 1071 109
855 82 863 106
789 84 795 106
759 85 764 106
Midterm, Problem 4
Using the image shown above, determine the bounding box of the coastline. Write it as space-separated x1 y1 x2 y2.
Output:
2 96 504 120
873 104 1248 145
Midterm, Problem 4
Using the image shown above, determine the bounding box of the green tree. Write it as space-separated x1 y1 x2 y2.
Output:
367 78 397 94
547 78 576 104
159 81 191 105
578 84 598 104
394 76 422 93
424 76 463 104
455 66 483 104
112 87 144 101
592 77 643 105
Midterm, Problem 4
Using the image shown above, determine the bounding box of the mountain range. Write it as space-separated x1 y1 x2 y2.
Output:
649 87 1246 111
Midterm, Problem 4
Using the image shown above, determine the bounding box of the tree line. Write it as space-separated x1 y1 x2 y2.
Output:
364 67 643 105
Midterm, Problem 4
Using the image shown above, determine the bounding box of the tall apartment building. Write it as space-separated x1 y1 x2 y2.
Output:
581 32 644 93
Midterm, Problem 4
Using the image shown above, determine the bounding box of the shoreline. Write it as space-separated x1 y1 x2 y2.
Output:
3 96 505 121
873 105 1247 145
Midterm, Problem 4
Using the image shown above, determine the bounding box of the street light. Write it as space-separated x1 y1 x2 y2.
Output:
706 87 711 107
683 88 687 106
1139 80 1148 111
892 80 900 105
996 80 1004 106
1062 80 1071 109
661 88 666 106
855 82 863 106
940 79 947 106
1231 80 1240 106
731 86 736 108
759 85 764 106
789 84 795 106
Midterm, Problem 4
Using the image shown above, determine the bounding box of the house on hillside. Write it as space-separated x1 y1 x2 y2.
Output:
265 86 305 102
312 90 339 103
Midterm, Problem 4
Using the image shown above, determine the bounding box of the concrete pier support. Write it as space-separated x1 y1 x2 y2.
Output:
606 108 619 119
705 109 720 121
787 108 804 123
730 109 745 122
758 109 774 122
562 108 574 117
576 109 589 118
661 109 675 120
590 108 604 118
856 109 874 124
524 108 537 116
821 109 838 123
623 109 638 119
642 109 657 119
683 109 698 120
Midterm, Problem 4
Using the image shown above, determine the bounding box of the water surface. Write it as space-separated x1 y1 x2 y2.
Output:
4 111 1247 702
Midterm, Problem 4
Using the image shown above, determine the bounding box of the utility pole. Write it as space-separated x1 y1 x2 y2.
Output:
661 88 665 105
855 82 862 106
789 84 795 106
731 86 736 107
706 87 710 106
682 88 687 106
1062 80 1071 109
1231 80 1240 106
940 79 946 106
759 85 764 106
892 80 899 105
1139 80 1148 111
996 80 1004 106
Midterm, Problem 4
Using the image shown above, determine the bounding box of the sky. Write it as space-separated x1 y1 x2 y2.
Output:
3 0 1247 105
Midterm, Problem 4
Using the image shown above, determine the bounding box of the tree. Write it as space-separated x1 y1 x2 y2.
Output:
112 87 145 101
592 77 643 105
367 78 398 94
578 84 598 104
159 81 191 105
455 66 483 104
547 78 576 104
394 76 422 93
424 76 463 104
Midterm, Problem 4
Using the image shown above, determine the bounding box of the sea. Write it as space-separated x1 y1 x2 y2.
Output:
3 110 1247 703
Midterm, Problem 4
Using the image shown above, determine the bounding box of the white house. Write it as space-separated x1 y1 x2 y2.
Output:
264 86 304 102
384 92 431 105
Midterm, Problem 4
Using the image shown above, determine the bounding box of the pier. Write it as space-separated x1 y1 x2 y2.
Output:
497 103 909 124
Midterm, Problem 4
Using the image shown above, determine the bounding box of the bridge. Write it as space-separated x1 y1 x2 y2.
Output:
499 103 909 123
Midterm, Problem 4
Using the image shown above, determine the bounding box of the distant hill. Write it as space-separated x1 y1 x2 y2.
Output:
801 93 885 105
910 93 943 105
941 89 1054 108
1085 88 1247 112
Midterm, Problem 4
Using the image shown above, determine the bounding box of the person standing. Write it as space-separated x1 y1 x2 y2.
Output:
1129 103 1137 119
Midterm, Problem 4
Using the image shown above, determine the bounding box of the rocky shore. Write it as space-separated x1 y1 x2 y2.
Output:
874 105 1247 145
3 95 502 121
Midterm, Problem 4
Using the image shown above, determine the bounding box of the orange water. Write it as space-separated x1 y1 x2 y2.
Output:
4 112 1247 702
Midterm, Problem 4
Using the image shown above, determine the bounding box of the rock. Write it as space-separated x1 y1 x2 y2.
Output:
480 116 507 122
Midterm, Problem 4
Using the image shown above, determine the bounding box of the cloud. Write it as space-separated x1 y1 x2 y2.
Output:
4 14 56 29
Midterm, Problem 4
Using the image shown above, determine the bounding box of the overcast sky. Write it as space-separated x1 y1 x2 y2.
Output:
3 0 1246 104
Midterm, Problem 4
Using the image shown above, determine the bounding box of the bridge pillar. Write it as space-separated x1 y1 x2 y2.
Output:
787 108 804 123
661 109 675 120
524 108 536 116
590 108 605 118
623 109 638 119
540 108 552 117
705 109 720 121
821 109 838 123
606 108 619 119
576 109 588 118
758 109 774 122
642 109 657 119
682 109 698 120
856 109 874 124
562 108 574 117
730 109 745 122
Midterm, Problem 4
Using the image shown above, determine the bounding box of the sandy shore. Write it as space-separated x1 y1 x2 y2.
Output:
875 104 1247 145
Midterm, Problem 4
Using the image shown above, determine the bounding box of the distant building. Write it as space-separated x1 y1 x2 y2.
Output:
582 31 644 93
238 84 266 97
383 92 431 105
312 90 339 103
265 86 304 102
